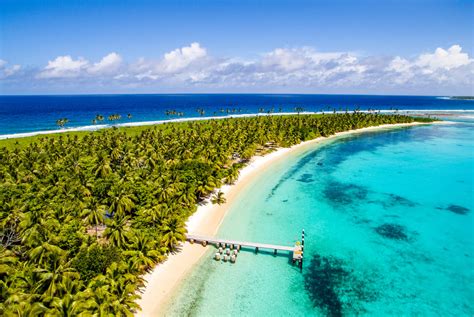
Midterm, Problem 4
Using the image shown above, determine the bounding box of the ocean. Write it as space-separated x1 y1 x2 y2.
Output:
0 94 473 137
164 119 474 316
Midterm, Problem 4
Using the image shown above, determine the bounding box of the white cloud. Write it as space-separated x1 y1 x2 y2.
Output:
262 47 352 73
4 43 472 94
37 53 123 78
4 64 21 77
0 60 22 79
130 42 208 80
385 56 414 84
385 45 473 85
387 56 411 73
88 52 122 74
38 55 89 78
161 42 207 73
415 45 472 72
262 48 309 71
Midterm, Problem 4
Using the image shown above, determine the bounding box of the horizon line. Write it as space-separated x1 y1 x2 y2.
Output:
0 92 457 98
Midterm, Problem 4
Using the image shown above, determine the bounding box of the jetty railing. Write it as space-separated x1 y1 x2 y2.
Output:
186 229 305 271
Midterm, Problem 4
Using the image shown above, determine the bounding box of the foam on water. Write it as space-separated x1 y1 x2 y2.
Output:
1 110 472 140
165 122 474 316
2 94 474 137
0 112 310 140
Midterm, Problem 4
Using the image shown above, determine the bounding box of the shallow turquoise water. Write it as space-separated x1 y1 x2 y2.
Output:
165 122 474 316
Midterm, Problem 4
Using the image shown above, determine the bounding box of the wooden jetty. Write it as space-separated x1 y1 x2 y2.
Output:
186 229 305 271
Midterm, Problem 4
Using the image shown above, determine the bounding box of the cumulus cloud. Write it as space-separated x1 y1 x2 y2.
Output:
261 47 347 72
37 53 123 78
262 48 310 71
416 45 471 72
385 45 473 85
38 55 89 78
88 52 122 74
0 60 22 79
129 42 209 81
3 43 473 94
161 42 207 72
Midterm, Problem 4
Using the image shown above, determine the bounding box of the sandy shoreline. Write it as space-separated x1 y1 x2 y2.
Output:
135 121 446 316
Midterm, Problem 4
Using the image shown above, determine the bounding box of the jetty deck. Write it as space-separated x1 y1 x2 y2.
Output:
186 230 305 272
186 234 295 252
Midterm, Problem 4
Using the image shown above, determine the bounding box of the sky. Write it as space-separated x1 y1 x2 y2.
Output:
0 0 473 95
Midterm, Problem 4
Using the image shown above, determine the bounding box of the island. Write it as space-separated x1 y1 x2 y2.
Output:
0 113 436 315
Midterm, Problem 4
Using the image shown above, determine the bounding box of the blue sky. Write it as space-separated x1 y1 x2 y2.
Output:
0 0 473 95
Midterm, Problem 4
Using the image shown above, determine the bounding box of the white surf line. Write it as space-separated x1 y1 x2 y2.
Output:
0 113 306 140
0 112 323 140
0 110 470 140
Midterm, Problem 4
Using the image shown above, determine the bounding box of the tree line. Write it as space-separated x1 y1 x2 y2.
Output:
0 113 434 315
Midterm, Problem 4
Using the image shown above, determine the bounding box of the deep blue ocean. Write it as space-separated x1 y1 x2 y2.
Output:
0 94 473 137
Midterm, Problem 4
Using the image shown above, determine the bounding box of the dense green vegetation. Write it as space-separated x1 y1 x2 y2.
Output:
449 96 474 100
0 113 435 315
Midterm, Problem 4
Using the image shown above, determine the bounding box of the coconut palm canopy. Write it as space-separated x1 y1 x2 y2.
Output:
0 113 435 315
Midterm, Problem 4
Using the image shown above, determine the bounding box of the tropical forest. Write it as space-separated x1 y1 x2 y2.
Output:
0 113 435 315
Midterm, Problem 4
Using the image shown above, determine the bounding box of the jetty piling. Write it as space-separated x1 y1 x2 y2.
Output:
300 229 305 272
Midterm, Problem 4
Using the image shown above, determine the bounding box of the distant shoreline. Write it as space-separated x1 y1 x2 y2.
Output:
447 96 474 100
0 110 470 141
135 120 449 317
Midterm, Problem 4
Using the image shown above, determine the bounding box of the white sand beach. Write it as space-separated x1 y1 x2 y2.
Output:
135 121 447 316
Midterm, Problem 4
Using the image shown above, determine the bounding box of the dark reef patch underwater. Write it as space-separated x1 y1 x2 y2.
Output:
323 180 420 211
304 254 378 317
374 223 412 241
436 204 470 215
386 193 418 208
297 173 315 183
367 193 418 209
323 181 369 206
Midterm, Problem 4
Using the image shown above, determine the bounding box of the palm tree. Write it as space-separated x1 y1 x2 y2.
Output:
82 198 106 237
294 107 304 114
34 256 80 298
139 205 169 226
160 217 186 252
211 191 226 205
4 301 48 317
225 166 240 184
95 155 112 178
124 231 163 271
28 242 66 267
50 293 89 316
107 187 136 218
103 216 129 248
56 118 69 128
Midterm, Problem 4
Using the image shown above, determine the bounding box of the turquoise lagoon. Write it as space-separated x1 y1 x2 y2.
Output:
166 121 474 316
